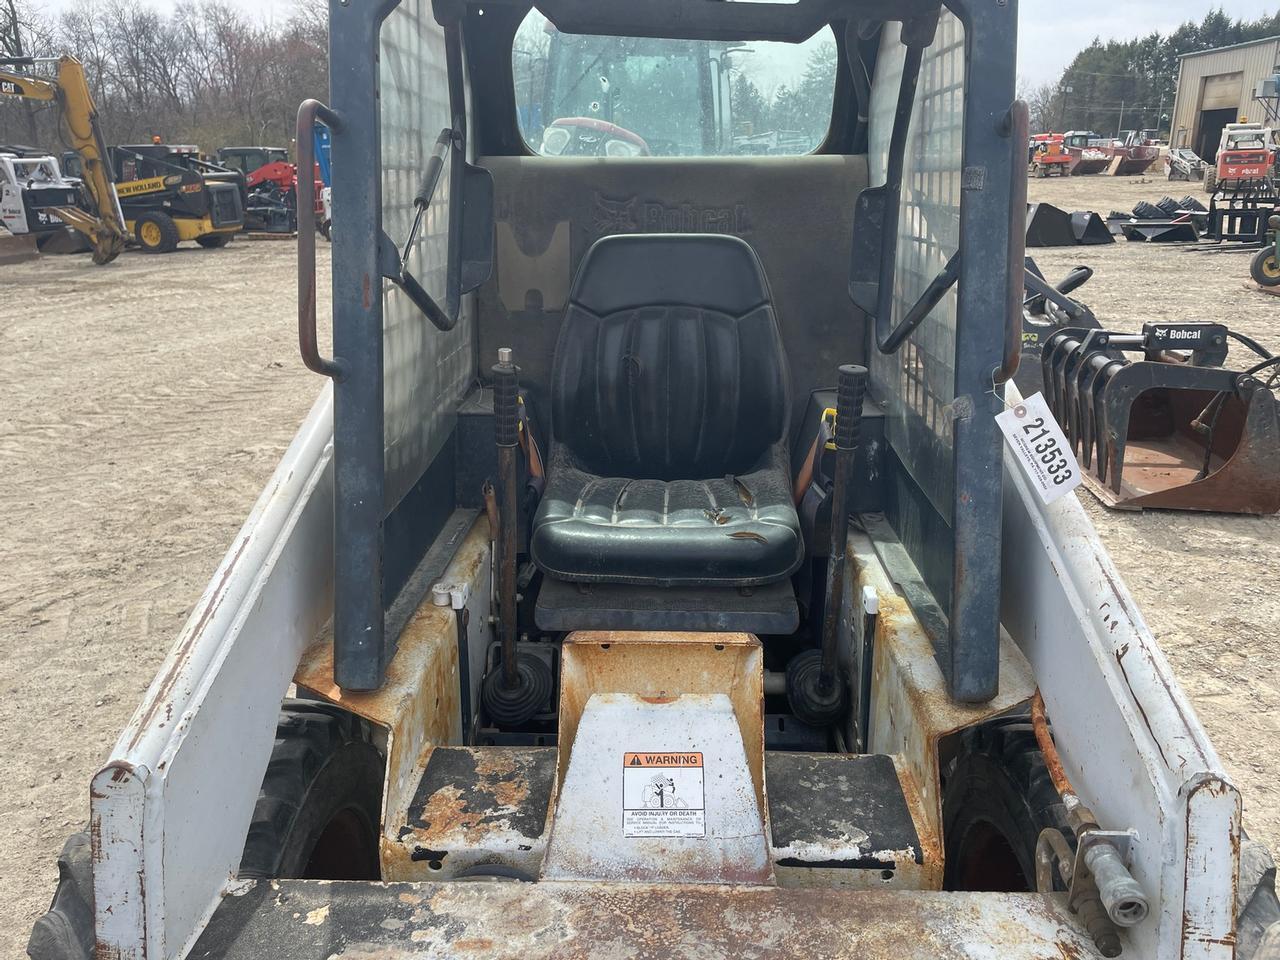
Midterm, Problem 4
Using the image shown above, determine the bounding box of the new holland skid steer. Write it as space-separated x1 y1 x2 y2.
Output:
27 1 1280 958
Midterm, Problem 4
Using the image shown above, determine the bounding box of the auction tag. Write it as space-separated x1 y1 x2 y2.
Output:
622 752 705 838
996 392 1081 505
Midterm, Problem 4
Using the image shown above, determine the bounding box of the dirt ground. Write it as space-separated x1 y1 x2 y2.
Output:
1 174 1277 954
0 239 329 956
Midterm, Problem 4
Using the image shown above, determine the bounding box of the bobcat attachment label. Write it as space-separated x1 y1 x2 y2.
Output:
622 752 705 838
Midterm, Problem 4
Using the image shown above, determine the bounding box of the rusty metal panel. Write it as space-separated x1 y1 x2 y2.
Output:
544 633 771 885
379 745 943 890
296 516 493 881
554 632 767 819
848 532 1037 843
542 692 773 885
388 746 555 881
189 880 1103 959
767 752 942 891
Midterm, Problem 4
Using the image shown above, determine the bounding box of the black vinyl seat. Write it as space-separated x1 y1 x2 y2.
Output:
530 234 803 588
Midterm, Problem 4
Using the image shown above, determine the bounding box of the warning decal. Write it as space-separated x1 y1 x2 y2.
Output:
623 752 705 838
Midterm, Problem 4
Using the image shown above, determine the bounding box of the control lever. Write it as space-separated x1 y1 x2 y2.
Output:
481 348 553 727
786 364 869 730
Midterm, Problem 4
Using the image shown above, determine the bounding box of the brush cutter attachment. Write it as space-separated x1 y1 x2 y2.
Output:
1040 323 1280 513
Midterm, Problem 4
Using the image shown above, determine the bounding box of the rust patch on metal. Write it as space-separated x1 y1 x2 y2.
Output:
853 537 1036 868
418 786 486 843
296 518 491 880
391 746 556 880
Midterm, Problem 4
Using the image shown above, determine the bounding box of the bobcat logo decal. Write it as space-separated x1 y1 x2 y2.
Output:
592 194 639 234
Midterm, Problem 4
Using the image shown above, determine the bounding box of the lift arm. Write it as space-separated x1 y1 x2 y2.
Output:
0 56 128 264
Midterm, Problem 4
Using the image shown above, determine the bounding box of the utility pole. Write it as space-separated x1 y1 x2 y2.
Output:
1117 100 1125 137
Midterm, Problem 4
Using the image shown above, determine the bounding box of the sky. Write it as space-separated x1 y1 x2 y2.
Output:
27 0 1280 88
1017 0 1275 86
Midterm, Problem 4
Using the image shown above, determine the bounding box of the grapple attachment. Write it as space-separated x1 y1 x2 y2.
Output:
1040 322 1280 513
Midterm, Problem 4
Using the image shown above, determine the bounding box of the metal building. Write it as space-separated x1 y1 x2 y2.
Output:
1170 36 1280 159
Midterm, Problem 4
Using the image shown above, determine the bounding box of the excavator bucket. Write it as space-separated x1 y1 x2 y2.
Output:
50 206 125 264
1041 323 1280 513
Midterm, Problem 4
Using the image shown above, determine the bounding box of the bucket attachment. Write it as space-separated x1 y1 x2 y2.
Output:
1040 323 1280 513
1119 221 1199 243
1025 202 1076 247
1070 211 1114 245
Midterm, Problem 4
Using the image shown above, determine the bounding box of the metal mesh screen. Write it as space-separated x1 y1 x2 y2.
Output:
380 1 475 511
867 12 965 526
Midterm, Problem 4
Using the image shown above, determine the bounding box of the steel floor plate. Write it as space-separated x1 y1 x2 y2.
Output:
188 880 1102 959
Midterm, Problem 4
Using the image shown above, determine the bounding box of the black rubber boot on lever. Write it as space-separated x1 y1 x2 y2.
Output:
482 348 553 727
787 364 868 729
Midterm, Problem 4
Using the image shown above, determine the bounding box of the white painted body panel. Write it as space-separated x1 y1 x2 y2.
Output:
1000 388 1239 960
92 386 336 960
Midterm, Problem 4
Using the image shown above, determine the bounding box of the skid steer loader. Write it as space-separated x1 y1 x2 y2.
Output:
28 1 1280 959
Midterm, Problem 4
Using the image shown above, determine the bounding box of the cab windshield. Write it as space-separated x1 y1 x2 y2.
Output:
513 10 837 157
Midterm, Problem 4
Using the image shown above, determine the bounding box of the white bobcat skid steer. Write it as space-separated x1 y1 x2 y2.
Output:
27 0 1280 958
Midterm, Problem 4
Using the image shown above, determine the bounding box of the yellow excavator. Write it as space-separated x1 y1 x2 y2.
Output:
0 56 127 264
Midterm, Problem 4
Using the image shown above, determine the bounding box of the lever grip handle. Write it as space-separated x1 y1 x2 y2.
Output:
835 364 869 451
492 349 520 447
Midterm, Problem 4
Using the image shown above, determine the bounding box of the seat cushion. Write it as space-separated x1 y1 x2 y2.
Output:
531 443 803 588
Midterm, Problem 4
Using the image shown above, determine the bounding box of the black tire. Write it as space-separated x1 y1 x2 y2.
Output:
1239 837 1280 959
319 219 332 242
1252 248 1280 287
1132 201 1164 221
196 232 232 249
238 699 384 880
27 832 93 960
134 211 180 253
942 719 1070 891
1205 168 1219 194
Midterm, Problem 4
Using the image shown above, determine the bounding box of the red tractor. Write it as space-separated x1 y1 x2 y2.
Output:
216 146 324 233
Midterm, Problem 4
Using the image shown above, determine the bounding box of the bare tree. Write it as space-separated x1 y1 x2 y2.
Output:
0 0 56 145
0 0 328 154
1026 83 1063 134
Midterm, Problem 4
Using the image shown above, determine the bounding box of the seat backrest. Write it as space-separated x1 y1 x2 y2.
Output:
550 234 789 481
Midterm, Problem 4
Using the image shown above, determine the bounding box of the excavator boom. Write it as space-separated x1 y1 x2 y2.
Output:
0 56 128 264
